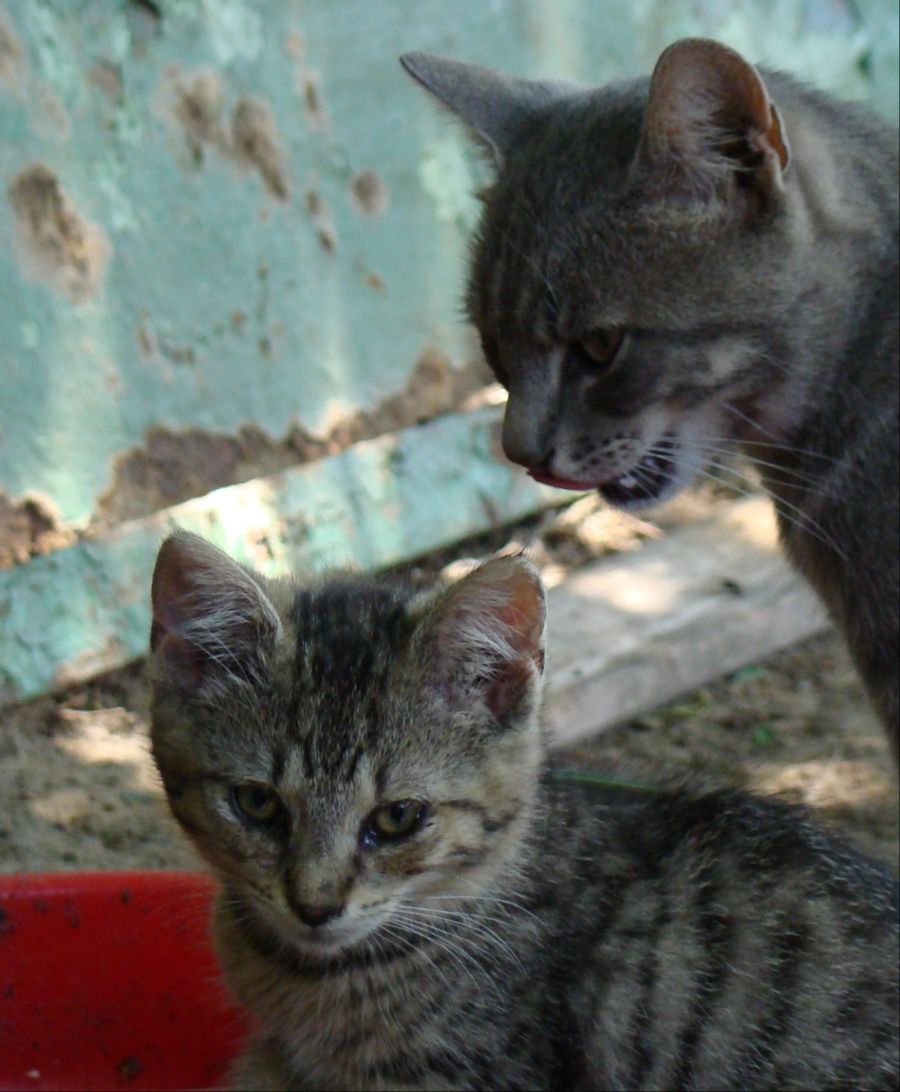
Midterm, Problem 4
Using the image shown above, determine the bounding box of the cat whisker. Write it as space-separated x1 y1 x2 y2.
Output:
377 921 458 998
702 434 841 466
688 442 830 493
420 892 541 925
395 904 526 971
394 906 512 976
386 913 489 994
691 461 847 560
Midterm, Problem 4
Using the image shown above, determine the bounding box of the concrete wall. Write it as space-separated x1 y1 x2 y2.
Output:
0 0 896 702
1 0 896 533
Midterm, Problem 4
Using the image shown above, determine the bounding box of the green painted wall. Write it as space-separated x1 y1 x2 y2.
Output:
1 0 896 529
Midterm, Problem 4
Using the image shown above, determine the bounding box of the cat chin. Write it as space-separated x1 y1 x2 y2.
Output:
528 464 688 510
253 904 384 960
598 477 682 512
598 454 699 511
284 922 383 964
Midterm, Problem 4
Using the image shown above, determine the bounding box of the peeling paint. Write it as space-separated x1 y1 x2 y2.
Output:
8 164 110 302
0 492 75 570
93 351 491 527
0 406 562 707
418 137 482 230
202 0 263 67
0 0 894 549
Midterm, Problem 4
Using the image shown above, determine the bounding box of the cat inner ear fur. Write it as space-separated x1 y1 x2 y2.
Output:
631 37 790 213
400 51 565 164
150 531 281 691
419 555 547 724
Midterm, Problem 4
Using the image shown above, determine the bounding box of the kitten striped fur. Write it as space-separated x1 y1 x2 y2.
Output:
149 532 899 1090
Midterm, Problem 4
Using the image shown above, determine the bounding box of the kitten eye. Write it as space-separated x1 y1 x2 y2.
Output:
230 783 282 828
362 800 429 847
578 327 626 371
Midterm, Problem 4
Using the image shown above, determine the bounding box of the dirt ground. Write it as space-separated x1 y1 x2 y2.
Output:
0 488 897 875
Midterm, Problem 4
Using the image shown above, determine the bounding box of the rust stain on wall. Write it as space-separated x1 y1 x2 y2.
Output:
88 60 124 103
160 68 290 200
135 320 156 359
93 349 492 526
350 170 389 217
168 67 227 165
231 97 290 201
285 33 329 133
301 75 327 128
304 188 338 253
8 165 110 303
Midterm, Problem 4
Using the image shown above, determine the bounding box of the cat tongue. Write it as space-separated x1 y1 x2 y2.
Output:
527 469 596 491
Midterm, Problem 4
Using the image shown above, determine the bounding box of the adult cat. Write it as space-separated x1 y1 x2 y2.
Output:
401 39 900 758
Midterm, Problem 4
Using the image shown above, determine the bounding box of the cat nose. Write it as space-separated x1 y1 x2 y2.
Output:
501 401 552 468
294 902 345 928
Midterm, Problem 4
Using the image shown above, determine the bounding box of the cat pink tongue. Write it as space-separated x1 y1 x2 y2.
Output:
527 469 596 491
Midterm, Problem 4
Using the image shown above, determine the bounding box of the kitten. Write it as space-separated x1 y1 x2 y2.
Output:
149 531 899 1091
400 39 900 760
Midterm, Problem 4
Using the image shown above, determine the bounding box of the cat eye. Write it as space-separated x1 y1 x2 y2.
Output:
361 800 429 847
230 783 282 828
578 327 626 372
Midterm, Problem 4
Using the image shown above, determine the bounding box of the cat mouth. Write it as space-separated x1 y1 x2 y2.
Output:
526 469 596 491
527 443 678 508
598 447 677 508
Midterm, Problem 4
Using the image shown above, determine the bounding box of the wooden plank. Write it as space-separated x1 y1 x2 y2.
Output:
0 407 565 707
542 496 830 745
2 422 831 722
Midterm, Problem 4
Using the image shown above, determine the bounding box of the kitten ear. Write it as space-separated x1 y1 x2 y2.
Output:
422 554 546 725
150 531 281 691
632 38 790 212
400 52 560 163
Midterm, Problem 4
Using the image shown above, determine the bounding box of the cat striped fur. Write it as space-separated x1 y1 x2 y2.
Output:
149 531 899 1090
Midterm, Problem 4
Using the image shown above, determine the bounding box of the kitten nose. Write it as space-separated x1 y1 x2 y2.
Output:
294 902 344 928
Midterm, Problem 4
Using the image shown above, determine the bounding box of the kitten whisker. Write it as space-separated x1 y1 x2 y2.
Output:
395 903 526 971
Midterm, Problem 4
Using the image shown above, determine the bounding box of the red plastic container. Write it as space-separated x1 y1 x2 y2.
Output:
0 871 250 1091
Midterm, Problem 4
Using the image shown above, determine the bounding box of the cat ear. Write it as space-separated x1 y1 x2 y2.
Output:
422 554 546 725
150 531 281 691
400 52 561 163
632 38 790 213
